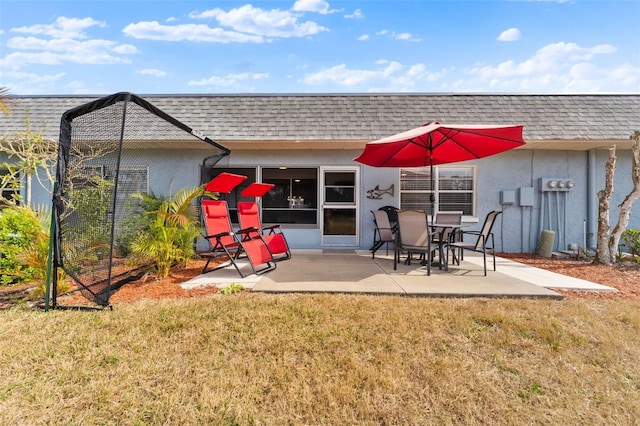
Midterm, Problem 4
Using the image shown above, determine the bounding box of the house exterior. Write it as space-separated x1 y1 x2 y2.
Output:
1 93 639 254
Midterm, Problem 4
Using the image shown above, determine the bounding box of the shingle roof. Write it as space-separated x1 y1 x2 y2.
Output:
2 93 639 143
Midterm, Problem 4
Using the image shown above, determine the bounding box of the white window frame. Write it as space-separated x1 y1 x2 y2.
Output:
109 166 149 222
400 166 476 218
320 166 359 246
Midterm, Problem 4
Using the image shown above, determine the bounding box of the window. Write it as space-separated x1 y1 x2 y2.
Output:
400 166 474 216
206 168 256 223
109 166 148 223
262 168 317 225
208 167 320 226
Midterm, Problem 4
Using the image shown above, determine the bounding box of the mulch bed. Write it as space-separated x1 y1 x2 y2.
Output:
2 254 639 308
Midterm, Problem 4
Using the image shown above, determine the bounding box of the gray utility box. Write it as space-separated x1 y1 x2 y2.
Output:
500 190 515 205
518 187 535 206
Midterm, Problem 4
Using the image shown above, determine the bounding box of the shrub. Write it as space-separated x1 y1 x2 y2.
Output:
0 206 43 285
621 228 640 258
115 190 164 257
130 186 207 278
0 205 70 296
67 178 113 262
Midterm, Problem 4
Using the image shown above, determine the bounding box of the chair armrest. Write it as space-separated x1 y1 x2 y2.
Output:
236 226 262 241
236 226 260 235
203 231 235 240
262 224 281 234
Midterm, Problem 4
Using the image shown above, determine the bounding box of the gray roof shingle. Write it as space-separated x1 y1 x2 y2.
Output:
1 93 639 142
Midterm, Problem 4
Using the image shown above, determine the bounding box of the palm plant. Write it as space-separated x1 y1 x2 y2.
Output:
130 185 213 278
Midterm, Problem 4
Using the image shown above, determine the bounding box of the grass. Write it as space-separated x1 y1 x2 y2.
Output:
1 294 639 425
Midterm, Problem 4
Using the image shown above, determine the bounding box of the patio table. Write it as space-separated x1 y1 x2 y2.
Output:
430 223 468 271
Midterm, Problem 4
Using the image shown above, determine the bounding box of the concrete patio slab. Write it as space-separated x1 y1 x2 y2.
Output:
181 260 263 290
180 250 617 299
471 256 617 291
253 251 405 294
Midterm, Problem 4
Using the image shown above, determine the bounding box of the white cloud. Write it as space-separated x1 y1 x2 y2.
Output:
112 44 137 54
301 61 445 90
2 37 135 70
497 28 521 42
608 63 640 87
358 34 369 41
138 68 167 77
3 70 66 83
64 80 108 95
303 64 378 86
292 0 340 15
2 16 135 72
374 29 420 41
0 70 67 94
123 21 264 43
188 72 269 88
460 41 638 92
471 42 617 79
394 32 420 42
345 9 364 19
187 4 328 38
10 17 105 39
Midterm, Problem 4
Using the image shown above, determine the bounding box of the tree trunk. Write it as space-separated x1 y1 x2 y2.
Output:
609 132 640 259
594 145 616 265
594 132 640 265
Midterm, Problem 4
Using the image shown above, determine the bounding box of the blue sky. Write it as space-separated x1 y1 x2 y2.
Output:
1 0 639 95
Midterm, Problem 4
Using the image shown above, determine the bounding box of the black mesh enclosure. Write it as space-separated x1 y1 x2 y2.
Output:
52 92 229 307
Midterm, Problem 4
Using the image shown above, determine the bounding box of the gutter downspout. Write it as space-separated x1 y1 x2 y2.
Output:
587 149 597 250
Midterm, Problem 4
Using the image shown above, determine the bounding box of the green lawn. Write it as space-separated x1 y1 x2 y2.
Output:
1 294 639 425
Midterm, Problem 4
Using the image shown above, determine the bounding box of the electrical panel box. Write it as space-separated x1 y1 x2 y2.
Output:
500 190 516 205
519 187 535 206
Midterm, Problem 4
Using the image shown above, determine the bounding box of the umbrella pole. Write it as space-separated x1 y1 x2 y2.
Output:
430 165 435 225
429 135 435 225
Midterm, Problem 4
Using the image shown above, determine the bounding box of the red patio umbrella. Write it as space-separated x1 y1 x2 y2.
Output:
354 122 526 219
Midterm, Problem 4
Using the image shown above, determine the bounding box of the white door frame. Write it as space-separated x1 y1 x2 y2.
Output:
320 166 360 247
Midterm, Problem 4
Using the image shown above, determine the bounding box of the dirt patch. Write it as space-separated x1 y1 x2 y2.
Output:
498 252 640 301
57 258 219 306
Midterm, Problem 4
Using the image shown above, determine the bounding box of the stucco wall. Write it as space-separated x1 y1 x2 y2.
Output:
14 147 640 254
355 147 639 254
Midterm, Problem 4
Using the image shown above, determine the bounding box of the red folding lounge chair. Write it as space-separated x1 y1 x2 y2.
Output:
237 182 292 262
200 173 276 277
